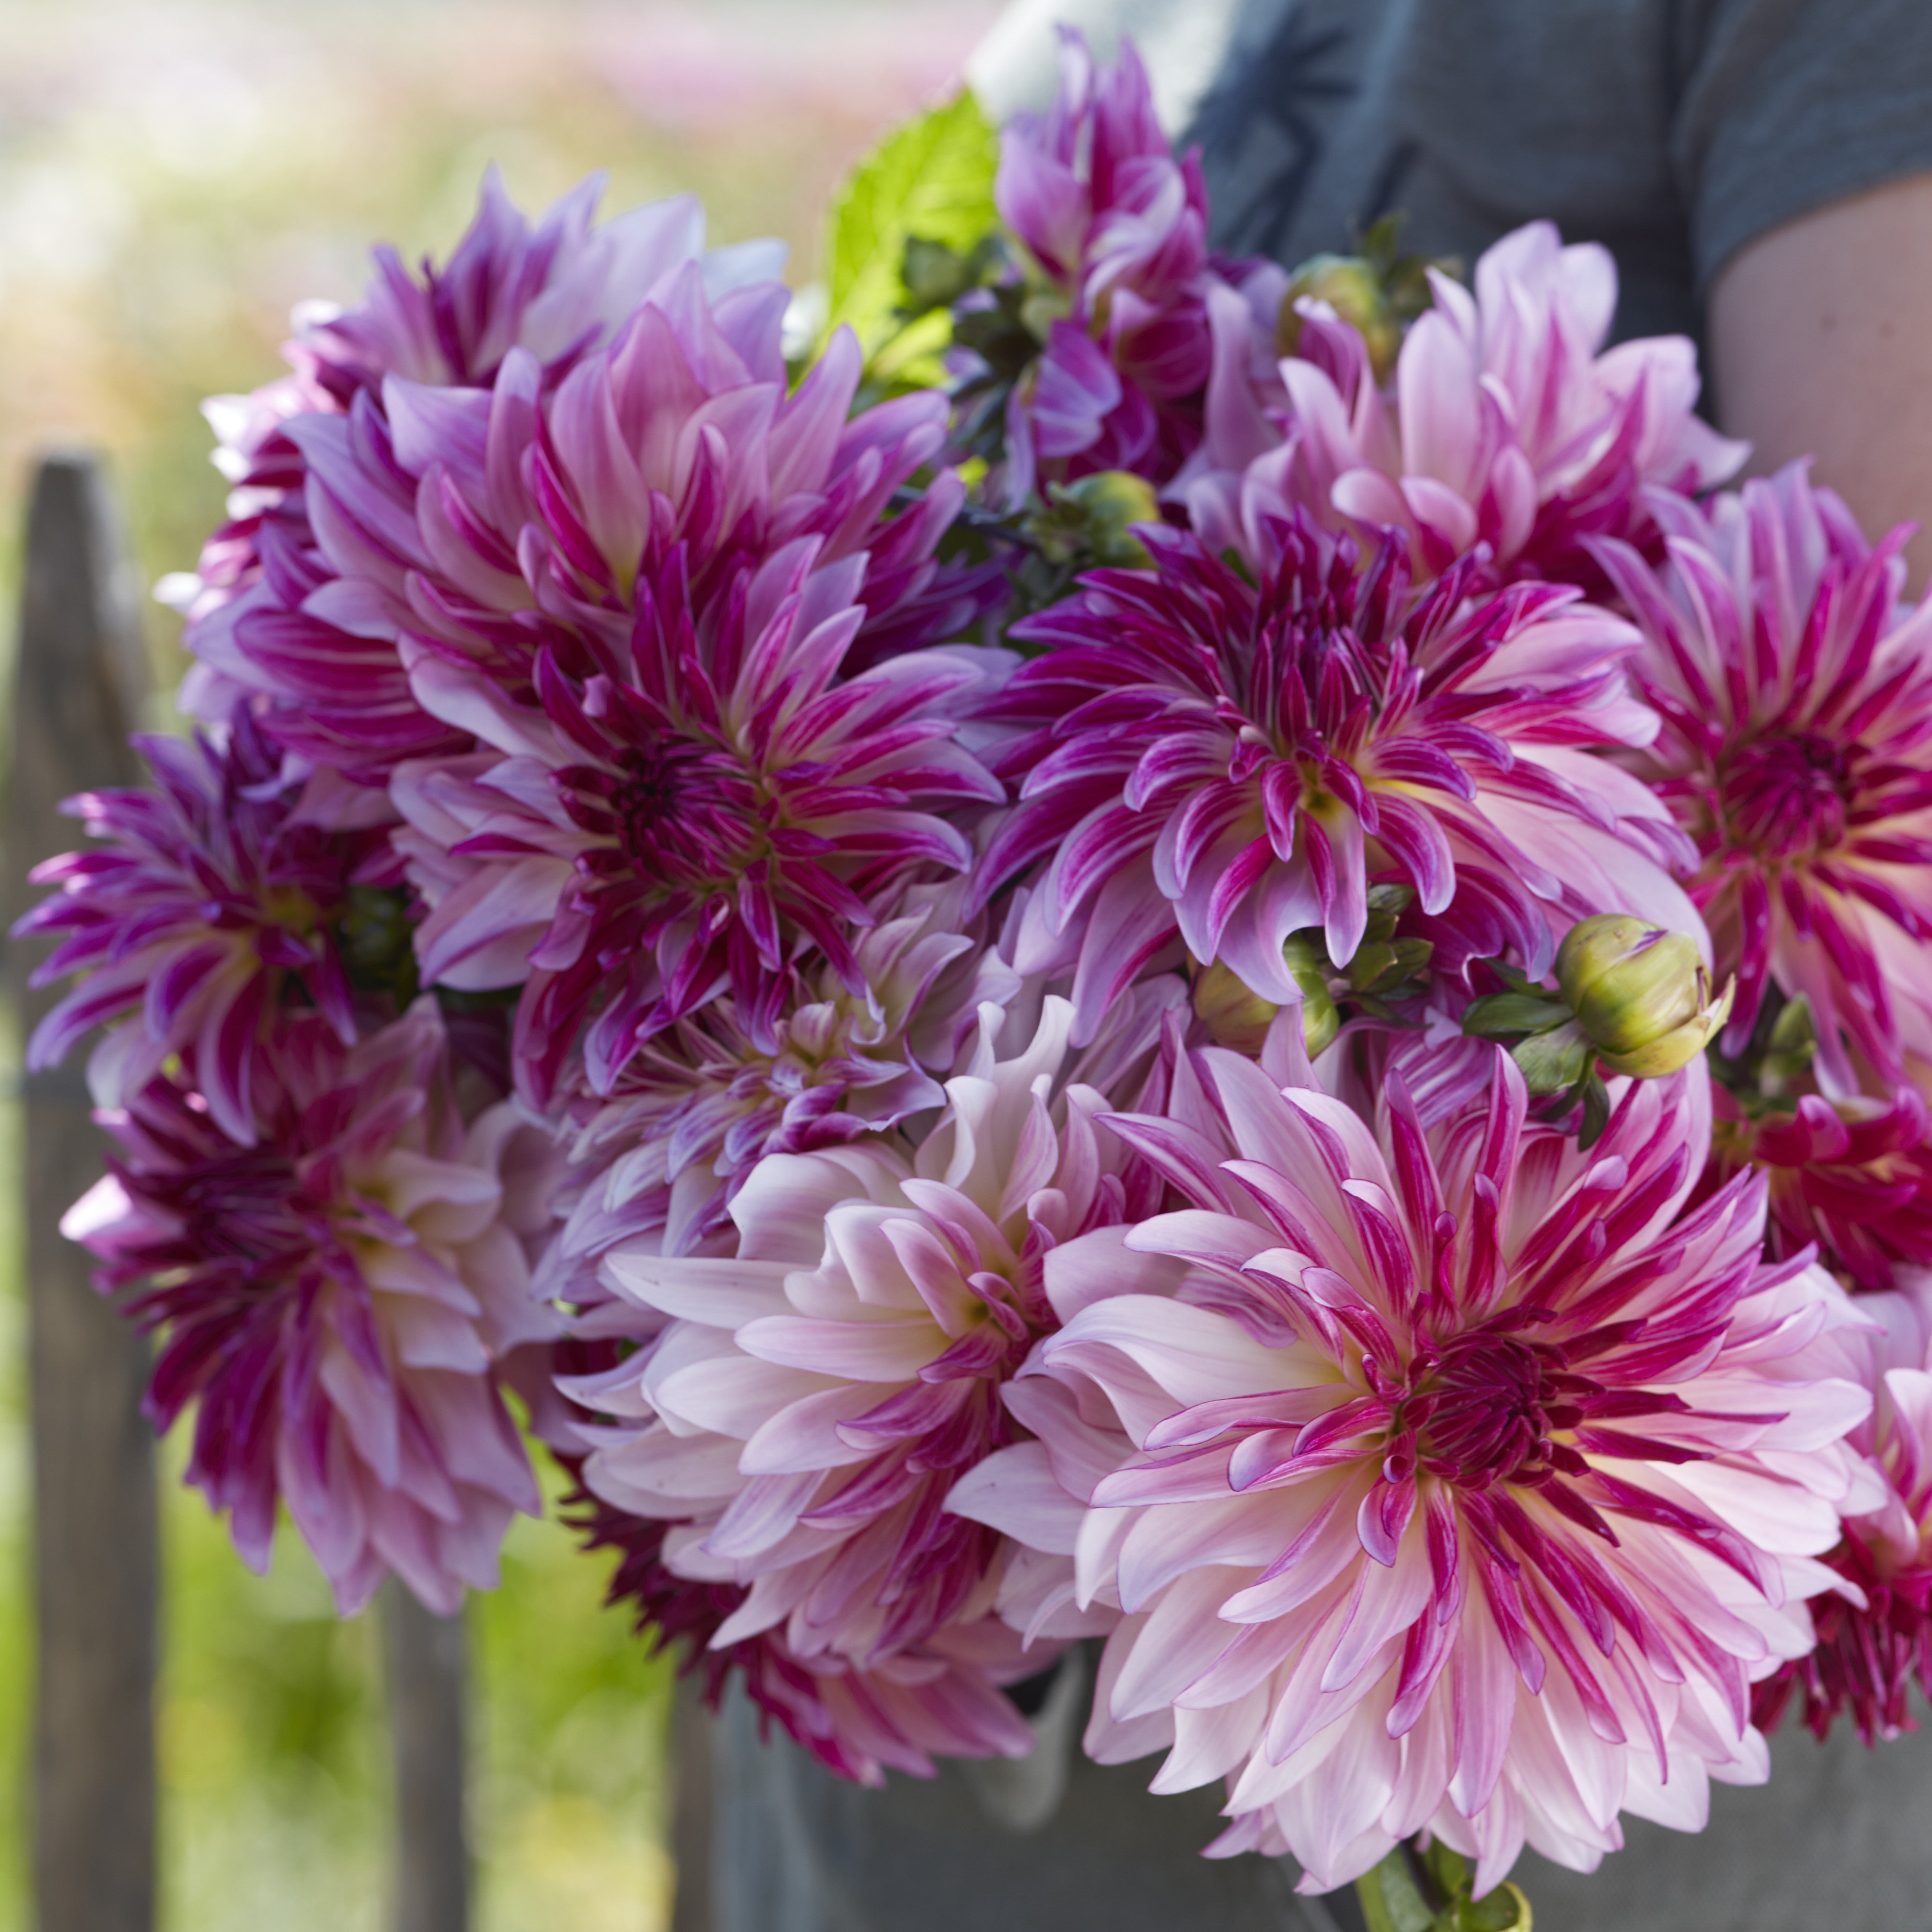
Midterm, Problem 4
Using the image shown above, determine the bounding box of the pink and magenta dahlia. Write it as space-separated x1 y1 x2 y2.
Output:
990 31 1238 500
1706 1085 1932 1292
1755 1275 1932 1745
979 516 1696 1040
955 1042 1872 1892
282 260 987 778
178 171 783 764
387 532 1009 1106
16 714 384 1145
65 1002 550 1613
1183 221 1746 587
1601 465 1932 1090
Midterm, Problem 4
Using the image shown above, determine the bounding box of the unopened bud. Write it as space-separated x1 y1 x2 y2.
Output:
1193 952 1339 1058
1034 471 1160 569
1278 254 1402 379
1555 915 1733 1078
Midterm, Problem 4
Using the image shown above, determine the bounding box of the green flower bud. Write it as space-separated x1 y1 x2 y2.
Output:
1026 471 1160 569
1279 254 1403 379
1192 952 1339 1058
1058 471 1160 567
1554 915 1733 1078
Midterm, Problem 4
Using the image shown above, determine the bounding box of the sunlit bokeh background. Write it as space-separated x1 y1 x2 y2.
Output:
0 2 999 1926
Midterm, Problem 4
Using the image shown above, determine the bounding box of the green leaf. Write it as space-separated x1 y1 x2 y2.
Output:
1462 992 1570 1040
820 90 1001 362
1509 1023 1592 1095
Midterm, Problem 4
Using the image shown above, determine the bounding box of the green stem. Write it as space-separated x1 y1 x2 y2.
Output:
1354 1847 1437 1932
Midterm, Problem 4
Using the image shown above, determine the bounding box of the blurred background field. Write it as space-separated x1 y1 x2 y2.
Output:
0 2 998 1926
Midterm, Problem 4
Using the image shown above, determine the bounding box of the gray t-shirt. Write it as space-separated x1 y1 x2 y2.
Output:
710 6 1932 1927
978 0 1932 340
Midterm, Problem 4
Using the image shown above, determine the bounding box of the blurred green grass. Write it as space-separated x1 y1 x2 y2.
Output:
0 2 997 1925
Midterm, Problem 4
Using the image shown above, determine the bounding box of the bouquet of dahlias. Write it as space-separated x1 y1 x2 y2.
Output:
31 28 1932 1923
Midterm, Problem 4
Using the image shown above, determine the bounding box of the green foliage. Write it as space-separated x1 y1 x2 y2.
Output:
819 90 997 369
818 89 1001 390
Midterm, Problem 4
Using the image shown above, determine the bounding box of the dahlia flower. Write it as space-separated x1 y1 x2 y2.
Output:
979 515 1697 1041
990 30 1232 500
1708 1084 1932 1292
1756 1274 1932 1745
387 528 1009 1105
537 885 1019 1300
1600 465 1932 1091
178 170 785 757
570 996 1167 1775
954 1042 1873 1893
64 1002 550 1613
1182 221 1746 586
282 260 987 783
16 715 380 1145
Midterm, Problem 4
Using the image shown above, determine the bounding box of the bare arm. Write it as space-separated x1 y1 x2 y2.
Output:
1709 170 1932 594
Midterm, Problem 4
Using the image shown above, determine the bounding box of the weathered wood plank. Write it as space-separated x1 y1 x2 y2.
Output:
670 1674 715 1932
7 452 157 1932
382 1581 470 1932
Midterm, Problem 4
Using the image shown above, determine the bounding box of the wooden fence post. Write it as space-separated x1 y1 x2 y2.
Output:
7 452 158 1932
382 1581 469 1932
670 1675 715 1932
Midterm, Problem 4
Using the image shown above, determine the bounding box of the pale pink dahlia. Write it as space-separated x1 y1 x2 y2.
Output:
178 170 784 767
567 996 1165 1776
956 1044 1872 1892
1183 221 1745 587
16 716 383 1145
1601 466 1932 1090
65 1003 550 1613
989 30 1239 499
979 517 1696 1040
1756 1275 1932 1745
388 533 1009 1106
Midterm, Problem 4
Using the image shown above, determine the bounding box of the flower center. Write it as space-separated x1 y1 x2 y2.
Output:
611 744 691 865
1717 730 1854 861
173 1144 326 1276
1394 1332 1583 1492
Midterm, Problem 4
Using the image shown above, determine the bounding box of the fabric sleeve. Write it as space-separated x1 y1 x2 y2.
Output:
1674 0 1932 289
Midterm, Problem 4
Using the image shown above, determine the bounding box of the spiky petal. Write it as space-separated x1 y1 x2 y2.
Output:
1706 1084 1932 1292
1756 1274 1932 1745
990 30 1241 500
178 171 785 762
14 716 379 1145
537 883 1020 1300
387 532 1009 1107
